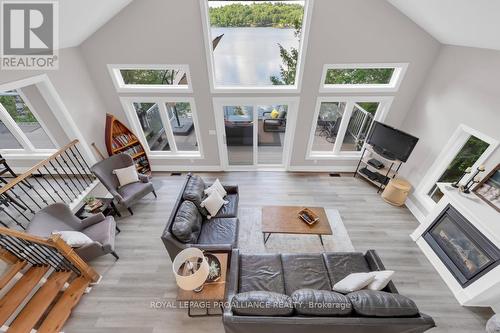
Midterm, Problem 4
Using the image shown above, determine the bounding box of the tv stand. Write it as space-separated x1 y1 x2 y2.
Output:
354 144 403 193
372 145 396 161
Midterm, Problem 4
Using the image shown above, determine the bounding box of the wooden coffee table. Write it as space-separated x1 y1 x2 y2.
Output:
261 206 332 247
176 252 228 317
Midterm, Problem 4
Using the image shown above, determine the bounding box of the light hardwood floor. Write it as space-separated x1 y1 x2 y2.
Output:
63 172 493 332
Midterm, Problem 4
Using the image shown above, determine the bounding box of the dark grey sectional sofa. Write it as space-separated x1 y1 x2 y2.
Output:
161 174 239 261
223 249 435 333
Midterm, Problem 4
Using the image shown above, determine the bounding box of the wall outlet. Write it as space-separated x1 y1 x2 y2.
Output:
209 130 217 135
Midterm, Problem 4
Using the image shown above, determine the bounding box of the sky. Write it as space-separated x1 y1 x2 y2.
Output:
208 1 304 8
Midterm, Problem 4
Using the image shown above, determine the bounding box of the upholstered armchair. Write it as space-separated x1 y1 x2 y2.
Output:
91 153 156 215
26 203 118 262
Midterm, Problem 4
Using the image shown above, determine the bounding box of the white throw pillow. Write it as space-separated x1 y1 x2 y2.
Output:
332 272 375 294
365 270 395 291
113 165 139 187
52 231 93 248
204 179 227 198
201 190 228 218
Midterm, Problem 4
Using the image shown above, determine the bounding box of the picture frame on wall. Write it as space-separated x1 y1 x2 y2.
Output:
473 163 500 212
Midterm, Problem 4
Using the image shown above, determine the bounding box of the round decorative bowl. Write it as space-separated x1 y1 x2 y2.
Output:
205 253 221 283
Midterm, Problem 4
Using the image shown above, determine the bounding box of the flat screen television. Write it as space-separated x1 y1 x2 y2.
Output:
366 121 419 162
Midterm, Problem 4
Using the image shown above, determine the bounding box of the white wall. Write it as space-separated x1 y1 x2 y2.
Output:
400 45 500 215
290 0 440 169
79 0 440 170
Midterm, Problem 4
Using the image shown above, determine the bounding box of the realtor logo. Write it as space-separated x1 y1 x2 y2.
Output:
1 1 58 69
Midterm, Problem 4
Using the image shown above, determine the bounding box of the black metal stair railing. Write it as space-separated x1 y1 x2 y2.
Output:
0 140 97 230
0 226 100 282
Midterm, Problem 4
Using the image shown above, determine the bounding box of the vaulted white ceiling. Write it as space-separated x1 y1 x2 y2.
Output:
58 0 500 52
59 0 133 48
387 0 500 51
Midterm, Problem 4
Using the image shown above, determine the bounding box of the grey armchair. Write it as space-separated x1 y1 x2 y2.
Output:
26 203 118 262
91 153 156 215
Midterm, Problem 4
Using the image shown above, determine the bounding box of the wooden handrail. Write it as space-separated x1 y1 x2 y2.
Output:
0 227 100 282
0 226 53 247
0 139 80 195
49 234 100 282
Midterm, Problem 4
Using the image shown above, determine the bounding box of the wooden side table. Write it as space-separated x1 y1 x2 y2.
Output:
176 252 228 317
75 197 121 233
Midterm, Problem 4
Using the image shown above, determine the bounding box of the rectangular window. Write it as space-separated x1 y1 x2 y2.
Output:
320 64 407 92
307 97 391 158
109 65 192 93
0 90 56 153
122 97 202 158
428 136 490 203
202 0 311 91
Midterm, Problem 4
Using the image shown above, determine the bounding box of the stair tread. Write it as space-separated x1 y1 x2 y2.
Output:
8 270 72 333
0 266 50 325
37 276 91 333
0 261 26 290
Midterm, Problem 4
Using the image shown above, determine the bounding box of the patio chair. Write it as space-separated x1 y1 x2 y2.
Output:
91 153 156 215
263 110 287 132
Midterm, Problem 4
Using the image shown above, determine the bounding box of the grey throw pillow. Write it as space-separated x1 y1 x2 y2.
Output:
291 289 352 316
231 291 294 316
171 201 202 243
182 175 209 216
348 290 419 317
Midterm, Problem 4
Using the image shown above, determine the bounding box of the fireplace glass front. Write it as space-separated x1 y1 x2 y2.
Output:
423 204 500 287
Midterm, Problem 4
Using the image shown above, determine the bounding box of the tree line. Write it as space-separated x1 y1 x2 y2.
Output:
209 2 304 28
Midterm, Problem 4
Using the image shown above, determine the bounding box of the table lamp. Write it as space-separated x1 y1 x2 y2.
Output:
172 248 209 292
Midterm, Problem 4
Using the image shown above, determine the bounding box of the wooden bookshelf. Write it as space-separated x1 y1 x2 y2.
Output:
105 113 151 175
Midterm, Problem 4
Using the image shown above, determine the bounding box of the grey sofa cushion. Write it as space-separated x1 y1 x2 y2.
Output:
212 193 238 218
348 290 419 317
323 253 371 285
171 201 202 243
231 291 293 316
197 217 238 247
281 254 331 295
291 289 352 316
182 175 209 216
239 254 285 294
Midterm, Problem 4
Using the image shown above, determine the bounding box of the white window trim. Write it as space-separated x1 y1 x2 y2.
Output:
0 88 58 155
212 96 300 171
199 0 314 94
319 63 408 93
119 96 203 159
415 124 499 212
108 64 193 93
305 96 394 160
0 75 96 164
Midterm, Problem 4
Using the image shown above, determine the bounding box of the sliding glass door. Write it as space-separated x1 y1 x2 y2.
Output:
214 98 297 169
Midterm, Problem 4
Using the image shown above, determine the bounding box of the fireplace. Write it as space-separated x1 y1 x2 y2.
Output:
423 204 500 287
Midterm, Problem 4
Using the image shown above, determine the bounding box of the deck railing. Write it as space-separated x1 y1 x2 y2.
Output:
0 140 97 230
347 103 374 147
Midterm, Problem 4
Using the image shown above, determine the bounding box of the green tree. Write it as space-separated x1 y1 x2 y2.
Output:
270 20 302 85
324 68 394 85
120 69 179 85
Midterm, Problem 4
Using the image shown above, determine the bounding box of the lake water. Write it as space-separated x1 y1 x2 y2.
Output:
211 27 299 86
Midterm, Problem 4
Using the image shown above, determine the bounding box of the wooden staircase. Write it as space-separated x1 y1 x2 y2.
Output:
0 228 100 333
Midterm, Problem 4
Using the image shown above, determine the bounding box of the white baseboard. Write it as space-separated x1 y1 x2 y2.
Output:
287 165 356 172
151 165 223 172
405 197 427 224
